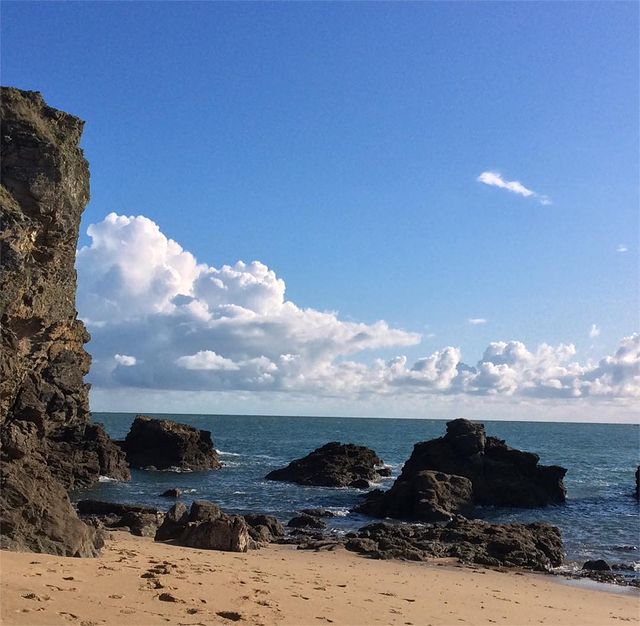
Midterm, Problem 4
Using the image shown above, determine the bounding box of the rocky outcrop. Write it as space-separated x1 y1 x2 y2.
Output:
357 470 474 522
0 87 129 556
265 442 390 487
120 415 221 471
242 514 285 543
364 419 565 517
287 514 327 530
155 500 249 552
77 500 164 537
346 518 564 571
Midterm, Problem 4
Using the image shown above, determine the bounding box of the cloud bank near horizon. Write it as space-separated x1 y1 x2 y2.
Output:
76 213 639 403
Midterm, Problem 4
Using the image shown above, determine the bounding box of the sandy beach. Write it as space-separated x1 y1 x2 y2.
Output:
1 531 638 626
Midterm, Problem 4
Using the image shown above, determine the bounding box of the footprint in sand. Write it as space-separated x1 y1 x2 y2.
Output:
216 611 243 622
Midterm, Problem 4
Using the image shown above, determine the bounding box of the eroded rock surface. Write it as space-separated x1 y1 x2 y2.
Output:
120 415 221 471
77 500 164 537
0 87 129 556
265 442 389 487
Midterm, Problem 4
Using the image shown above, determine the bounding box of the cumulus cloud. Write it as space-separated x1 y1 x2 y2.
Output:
477 171 551 205
76 213 640 402
589 324 601 339
468 318 487 326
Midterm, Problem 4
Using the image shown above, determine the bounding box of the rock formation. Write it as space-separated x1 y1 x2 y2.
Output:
77 500 164 537
265 442 390 487
346 518 564 571
359 419 565 521
0 87 129 556
119 415 221 471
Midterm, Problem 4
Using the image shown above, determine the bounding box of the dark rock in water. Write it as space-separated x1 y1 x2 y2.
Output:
0 87 130 557
155 503 189 541
287 514 327 530
76 500 164 537
121 415 221 471
155 500 249 552
300 508 336 518
357 470 474 522
582 559 611 571
371 418 566 512
346 518 563 571
265 442 388 487
160 488 182 498
242 514 285 543
349 478 371 489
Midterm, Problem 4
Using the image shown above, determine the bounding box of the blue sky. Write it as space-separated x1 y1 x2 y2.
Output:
3 2 638 420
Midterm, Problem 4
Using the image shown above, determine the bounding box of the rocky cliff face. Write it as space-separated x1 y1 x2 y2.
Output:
0 87 130 556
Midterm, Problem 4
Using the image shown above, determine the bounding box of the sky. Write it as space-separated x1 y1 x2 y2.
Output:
2 1 639 422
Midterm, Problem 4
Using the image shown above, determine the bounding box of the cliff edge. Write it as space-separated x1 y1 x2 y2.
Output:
0 87 129 556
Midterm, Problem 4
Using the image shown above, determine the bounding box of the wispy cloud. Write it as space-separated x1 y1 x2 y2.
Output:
589 324 601 339
617 244 628 253
468 318 487 326
477 171 551 205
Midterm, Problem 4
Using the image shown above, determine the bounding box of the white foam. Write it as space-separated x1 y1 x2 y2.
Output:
98 475 118 483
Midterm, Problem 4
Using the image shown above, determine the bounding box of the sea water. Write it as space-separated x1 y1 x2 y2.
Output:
76 413 640 571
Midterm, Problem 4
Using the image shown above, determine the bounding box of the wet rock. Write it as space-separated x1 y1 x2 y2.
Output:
265 442 388 487
357 470 474 522
582 559 611 571
349 478 371 489
300 508 336 518
121 415 221 471
159 488 182 498
347 518 563 571
287 514 327 530
242 514 285 543
0 87 129 557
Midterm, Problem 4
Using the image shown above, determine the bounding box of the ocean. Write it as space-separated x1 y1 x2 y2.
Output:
75 413 640 573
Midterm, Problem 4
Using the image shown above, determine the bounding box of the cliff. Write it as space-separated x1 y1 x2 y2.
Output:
0 87 130 556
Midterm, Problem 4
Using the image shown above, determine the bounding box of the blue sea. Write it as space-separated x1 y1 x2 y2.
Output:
75 413 640 572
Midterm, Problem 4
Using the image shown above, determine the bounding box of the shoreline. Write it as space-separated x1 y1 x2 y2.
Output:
2 531 638 626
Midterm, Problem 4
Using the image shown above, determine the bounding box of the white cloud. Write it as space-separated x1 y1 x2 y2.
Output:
76 213 640 403
477 171 551 205
468 318 487 325
616 244 628 253
114 354 136 366
589 324 601 339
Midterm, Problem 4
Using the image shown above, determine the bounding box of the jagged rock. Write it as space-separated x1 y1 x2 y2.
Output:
300 508 336 518
76 500 164 537
159 488 182 498
0 87 129 557
265 442 388 487
350 478 371 489
346 518 563 571
582 559 611 571
242 514 285 543
287 514 327 530
379 419 566 510
155 502 189 541
120 415 221 471
357 470 474 522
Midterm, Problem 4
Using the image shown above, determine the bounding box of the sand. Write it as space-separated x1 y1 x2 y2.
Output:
1 531 638 626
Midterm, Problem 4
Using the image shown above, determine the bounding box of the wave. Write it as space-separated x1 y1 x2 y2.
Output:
216 450 241 457
98 475 119 483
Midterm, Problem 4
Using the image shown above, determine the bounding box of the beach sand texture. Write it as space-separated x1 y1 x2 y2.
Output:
1 531 638 626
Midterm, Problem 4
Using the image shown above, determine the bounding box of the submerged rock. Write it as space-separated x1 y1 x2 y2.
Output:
287 514 327 530
265 442 388 487
582 559 611 572
160 488 182 498
360 419 566 520
0 87 129 557
120 415 221 471
346 518 563 571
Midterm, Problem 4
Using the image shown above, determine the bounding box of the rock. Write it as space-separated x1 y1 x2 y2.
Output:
347 518 564 571
287 514 327 529
300 508 336 518
379 419 566 510
155 503 189 541
189 500 222 523
160 488 182 498
76 500 163 537
582 559 611 571
265 442 388 487
180 516 249 552
120 415 221 471
349 478 371 489
357 470 474 522
0 87 129 557
242 514 285 543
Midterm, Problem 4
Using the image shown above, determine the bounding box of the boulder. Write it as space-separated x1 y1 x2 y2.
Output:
180 516 249 552
582 559 611 571
357 470 474 522
242 514 285 543
346 518 564 571
76 500 164 537
155 503 189 541
160 488 182 498
120 415 221 471
287 514 327 530
383 419 566 509
300 508 336 518
265 442 388 487
0 87 129 557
